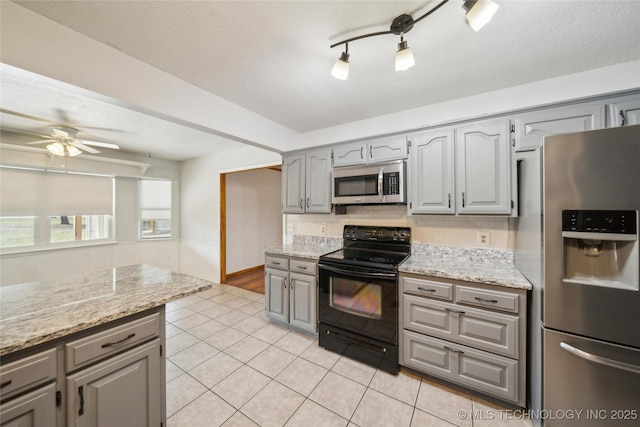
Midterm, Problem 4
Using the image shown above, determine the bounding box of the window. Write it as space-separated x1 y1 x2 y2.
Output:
0 167 114 252
139 179 172 239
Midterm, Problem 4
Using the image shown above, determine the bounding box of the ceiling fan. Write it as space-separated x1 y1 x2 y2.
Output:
25 125 120 157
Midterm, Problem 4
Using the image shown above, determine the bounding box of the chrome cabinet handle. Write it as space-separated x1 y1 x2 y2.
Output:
299 199 303 209
297 266 307 270
360 146 363 159
101 333 136 348
448 193 451 208
306 197 310 209
283 278 287 289
620 110 626 126
417 287 436 293
370 145 373 158
462 192 465 208
475 297 498 304
560 342 640 374
272 261 281 265
445 308 465 314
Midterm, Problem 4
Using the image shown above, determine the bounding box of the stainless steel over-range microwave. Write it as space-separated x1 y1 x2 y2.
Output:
332 160 406 205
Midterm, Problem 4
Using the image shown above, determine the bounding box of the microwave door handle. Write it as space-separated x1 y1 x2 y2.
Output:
378 167 384 201
319 264 396 279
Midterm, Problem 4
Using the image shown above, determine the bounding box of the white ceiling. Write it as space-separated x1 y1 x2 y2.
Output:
1 0 640 160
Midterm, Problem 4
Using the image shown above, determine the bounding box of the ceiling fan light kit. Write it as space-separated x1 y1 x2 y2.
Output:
330 0 499 79
24 125 121 157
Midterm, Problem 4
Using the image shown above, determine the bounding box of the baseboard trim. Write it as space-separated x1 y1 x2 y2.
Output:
226 265 264 279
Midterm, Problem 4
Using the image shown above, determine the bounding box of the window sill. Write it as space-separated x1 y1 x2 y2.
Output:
0 240 117 258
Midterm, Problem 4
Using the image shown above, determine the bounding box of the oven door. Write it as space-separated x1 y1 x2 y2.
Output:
318 262 398 345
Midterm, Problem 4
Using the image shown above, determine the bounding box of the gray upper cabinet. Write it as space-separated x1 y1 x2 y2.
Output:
456 120 512 215
282 153 306 213
408 129 455 214
332 142 366 167
607 96 640 127
282 148 331 214
514 103 605 152
305 149 332 213
333 136 407 167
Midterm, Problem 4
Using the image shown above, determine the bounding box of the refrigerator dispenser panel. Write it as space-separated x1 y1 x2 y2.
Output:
561 210 639 291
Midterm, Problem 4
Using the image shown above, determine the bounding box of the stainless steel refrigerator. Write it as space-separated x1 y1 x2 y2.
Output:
515 125 640 426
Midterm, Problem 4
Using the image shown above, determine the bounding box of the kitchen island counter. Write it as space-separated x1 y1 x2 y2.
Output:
0 264 212 356
400 244 532 290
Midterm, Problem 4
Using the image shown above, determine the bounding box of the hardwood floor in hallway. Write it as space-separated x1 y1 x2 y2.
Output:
224 266 265 294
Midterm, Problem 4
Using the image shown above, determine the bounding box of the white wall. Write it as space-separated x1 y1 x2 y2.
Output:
180 145 281 282
226 168 282 274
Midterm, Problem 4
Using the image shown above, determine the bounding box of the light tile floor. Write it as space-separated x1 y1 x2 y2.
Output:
166 283 533 427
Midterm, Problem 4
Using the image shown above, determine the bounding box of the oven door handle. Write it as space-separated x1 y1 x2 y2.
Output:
319 264 396 279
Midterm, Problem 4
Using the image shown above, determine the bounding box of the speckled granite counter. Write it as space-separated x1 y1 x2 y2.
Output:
0 264 212 356
264 236 342 259
400 244 532 290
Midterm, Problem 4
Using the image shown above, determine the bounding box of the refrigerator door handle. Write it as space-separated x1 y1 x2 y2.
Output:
560 341 640 374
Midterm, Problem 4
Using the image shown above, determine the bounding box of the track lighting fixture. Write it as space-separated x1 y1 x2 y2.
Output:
330 0 499 80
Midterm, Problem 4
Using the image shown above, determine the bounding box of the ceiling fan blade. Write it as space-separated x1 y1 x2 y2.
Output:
71 141 100 154
25 139 57 145
80 139 120 150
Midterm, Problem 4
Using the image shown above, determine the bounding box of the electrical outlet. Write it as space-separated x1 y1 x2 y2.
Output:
320 224 327 235
477 231 490 247
287 223 295 232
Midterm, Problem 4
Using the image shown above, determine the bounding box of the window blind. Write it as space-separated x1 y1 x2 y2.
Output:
139 179 172 220
0 168 114 216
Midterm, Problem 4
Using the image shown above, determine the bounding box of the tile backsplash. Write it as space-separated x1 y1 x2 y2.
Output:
285 205 512 249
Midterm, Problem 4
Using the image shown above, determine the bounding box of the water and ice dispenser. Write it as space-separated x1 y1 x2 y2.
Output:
562 210 639 291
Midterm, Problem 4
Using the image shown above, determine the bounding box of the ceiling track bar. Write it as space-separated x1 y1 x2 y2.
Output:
330 0 450 49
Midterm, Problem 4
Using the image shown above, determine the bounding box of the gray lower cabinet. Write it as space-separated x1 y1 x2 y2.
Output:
265 254 317 335
66 340 161 427
400 273 526 406
0 308 165 427
0 383 57 427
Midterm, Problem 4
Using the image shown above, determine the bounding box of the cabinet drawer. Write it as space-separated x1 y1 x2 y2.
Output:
65 313 160 372
402 276 453 301
0 348 57 399
265 255 289 271
455 285 520 314
402 331 518 403
289 259 316 275
403 295 518 357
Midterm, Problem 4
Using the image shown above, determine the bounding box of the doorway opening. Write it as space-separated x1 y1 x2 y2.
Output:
219 165 282 294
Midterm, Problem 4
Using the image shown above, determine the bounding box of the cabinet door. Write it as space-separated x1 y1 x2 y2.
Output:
67 339 161 427
289 272 317 334
265 268 288 324
282 154 305 213
409 130 455 214
514 103 604 152
607 98 640 127
305 149 332 213
367 136 408 163
456 120 511 214
333 142 366 167
0 383 56 427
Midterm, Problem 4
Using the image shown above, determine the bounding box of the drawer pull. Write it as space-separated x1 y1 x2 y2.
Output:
0 379 12 389
444 346 464 354
445 308 465 314
297 266 308 270
417 287 436 293
101 333 136 348
475 297 499 304
272 261 281 265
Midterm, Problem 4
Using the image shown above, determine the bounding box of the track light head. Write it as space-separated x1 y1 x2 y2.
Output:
463 0 500 32
331 44 350 80
395 36 415 71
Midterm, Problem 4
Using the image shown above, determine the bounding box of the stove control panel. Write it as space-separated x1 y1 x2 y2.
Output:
343 225 411 242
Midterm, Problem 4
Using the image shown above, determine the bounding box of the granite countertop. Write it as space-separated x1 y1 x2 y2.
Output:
399 244 532 290
264 236 342 260
0 264 212 356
